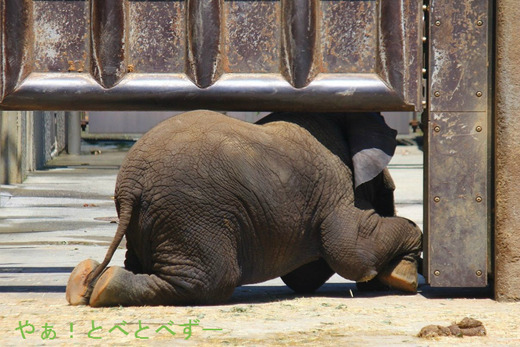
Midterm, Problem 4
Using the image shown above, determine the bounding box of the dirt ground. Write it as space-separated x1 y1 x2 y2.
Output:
1 283 520 346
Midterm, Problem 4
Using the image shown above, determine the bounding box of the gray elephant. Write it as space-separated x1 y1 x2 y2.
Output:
256 112 399 293
66 110 421 307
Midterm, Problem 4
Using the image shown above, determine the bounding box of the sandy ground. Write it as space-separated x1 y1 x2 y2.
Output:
1 143 519 346
2 286 520 346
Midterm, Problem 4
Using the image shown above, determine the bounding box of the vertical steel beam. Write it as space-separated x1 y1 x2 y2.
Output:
425 0 491 287
495 0 520 301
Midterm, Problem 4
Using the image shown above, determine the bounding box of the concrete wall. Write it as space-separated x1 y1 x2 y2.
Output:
0 112 24 183
35 111 67 165
0 111 67 184
495 0 520 301
87 111 268 134
88 111 413 135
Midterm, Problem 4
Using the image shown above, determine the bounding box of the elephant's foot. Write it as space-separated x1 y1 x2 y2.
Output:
377 256 418 293
89 266 128 307
89 266 169 307
66 259 100 305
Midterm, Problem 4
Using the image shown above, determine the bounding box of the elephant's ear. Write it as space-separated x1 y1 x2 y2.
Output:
343 113 397 188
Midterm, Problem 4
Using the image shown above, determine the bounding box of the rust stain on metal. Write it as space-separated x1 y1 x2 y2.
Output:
33 1 88 73
67 58 85 73
67 60 76 72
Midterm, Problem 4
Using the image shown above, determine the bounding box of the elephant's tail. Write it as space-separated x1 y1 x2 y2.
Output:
85 202 133 290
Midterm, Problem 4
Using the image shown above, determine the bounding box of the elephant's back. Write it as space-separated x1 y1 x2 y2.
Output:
116 110 352 225
119 110 331 180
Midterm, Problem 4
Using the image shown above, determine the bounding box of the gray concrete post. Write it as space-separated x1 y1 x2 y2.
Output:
66 111 81 155
495 0 520 301
0 111 22 184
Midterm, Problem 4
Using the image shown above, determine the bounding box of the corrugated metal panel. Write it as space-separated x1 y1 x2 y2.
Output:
0 0 423 111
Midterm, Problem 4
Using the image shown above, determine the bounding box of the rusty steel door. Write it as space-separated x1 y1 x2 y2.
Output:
0 0 423 111
424 0 492 287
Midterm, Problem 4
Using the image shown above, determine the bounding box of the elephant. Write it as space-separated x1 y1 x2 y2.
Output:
256 112 399 293
66 110 422 307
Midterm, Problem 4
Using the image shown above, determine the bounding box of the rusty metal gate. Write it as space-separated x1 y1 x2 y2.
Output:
0 0 422 111
0 0 492 288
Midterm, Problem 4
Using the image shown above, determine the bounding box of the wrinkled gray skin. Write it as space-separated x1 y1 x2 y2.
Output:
256 112 398 293
66 110 421 307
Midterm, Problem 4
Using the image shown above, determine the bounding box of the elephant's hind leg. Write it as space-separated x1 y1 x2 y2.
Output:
86 266 235 307
89 266 175 306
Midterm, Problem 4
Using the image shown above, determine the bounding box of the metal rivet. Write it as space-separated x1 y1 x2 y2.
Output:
433 196 441 203
476 126 483 132
422 36 427 43
422 68 427 75
434 91 441 97
477 20 484 26
433 126 441 133
422 5 429 11
476 196 483 203
435 20 441 26
476 270 483 277
434 270 441 276
476 91 483 97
